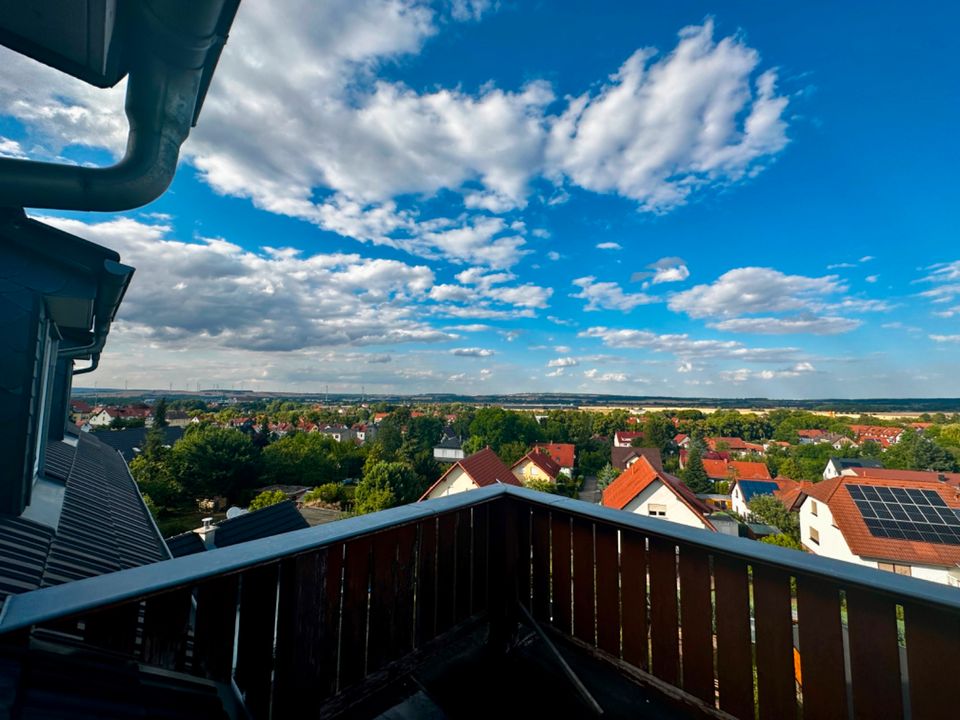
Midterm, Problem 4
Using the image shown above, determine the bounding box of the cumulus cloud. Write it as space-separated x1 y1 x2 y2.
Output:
451 347 495 357
583 369 629 382
1 9 791 269
0 137 26 159
709 315 861 335
720 362 816 382
547 357 579 368
580 326 800 363
39 216 455 352
930 335 960 343
547 20 788 212
572 277 658 311
631 257 689 285
596 242 622 250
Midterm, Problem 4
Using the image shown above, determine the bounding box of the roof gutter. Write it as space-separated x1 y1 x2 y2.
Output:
0 0 239 212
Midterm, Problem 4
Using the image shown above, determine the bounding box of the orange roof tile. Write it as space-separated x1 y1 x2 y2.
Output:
532 442 575 469
602 457 714 529
702 459 771 480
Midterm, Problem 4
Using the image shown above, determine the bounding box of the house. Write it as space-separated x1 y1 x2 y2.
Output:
165 500 309 556
419 447 520 501
673 433 690 448
678 449 730 469
353 423 376 444
798 474 960 587
611 446 663 472
434 430 465 463
797 429 827 444
320 423 357 443
87 405 152 427
823 457 883 481
841 467 960 490
613 430 644 447
531 442 575 476
702 459 771 483
705 437 765 454
731 477 797 517
511 451 563 485
601 457 715 531
94 426 184 462
849 425 905 447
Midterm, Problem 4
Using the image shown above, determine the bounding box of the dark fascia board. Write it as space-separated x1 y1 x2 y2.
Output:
0 210 119 272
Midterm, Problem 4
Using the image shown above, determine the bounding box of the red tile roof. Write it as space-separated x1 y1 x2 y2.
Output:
706 437 764 453
532 442 575 469
774 479 814 511
614 431 645 445
702 459 771 480
797 429 827 439
419 447 519 500
513 451 562 480
844 467 960 490
803 475 960 567
611 446 663 471
673 433 689 444
602 457 714 529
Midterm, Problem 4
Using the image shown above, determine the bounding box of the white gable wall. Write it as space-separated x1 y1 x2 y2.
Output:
424 466 477 499
622 480 706 529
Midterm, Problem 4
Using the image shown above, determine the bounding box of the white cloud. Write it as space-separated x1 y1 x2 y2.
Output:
0 136 26 159
720 362 816 383
451 347 495 357
930 335 960 343
859 255 874 263
547 357 579 368
677 361 694 373
547 20 788 212
632 256 690 285
709 315 861 335
580 326 800 363
546 251 561 261
38 216 454 353
596 242 622 250
865 275 878 283
572 276 658 311
446 323 493 332
583 369 629 382
918 262 960 305
826 262 856 269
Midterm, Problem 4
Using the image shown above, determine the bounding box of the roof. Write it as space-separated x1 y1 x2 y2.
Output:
797 429 827 438
802 475 960 567
829 457 883 470
436 435 464 450
92 426 184 462
213 500 309 548
601 457 714 529
614 431 644 444
419 447 519 500
165 531 207 558
775 480 814 511
0 432 169 610
843 467 960 489
706 437 764 453
611 446 663 472
532 442 575 468
702 459 771 480
736 479 782 504
513 451 562 480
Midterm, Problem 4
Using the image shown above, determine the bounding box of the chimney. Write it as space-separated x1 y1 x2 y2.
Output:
196 516 217 549
939 474 948 483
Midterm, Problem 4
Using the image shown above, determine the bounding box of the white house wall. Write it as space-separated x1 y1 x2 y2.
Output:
425 466 477 499
622 480 706 529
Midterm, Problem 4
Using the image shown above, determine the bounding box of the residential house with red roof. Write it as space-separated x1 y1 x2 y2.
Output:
849 425 905 447
705 437 765 454
601 457 715 531
87 405 152 428
842 467 960 490
611 446 663 472
731 477 800 517
702 459 771 484
798 474 960 587
419 447 520 501
531 442 575 476
511 451 562 485
613 430 645 447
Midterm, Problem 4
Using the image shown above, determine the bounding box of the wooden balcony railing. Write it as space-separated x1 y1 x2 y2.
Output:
0 485 957 719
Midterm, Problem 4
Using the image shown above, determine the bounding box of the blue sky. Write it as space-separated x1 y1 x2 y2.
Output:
1 0 958 398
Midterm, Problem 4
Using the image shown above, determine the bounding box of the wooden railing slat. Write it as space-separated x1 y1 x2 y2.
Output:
471 505 489 615
436 513 457 634
847 588 903 720
416 518 438 646
753 564 797 720
368 531 400 673
81 601 140 656
796 576 847 720
339 537 372 689
550 513 572 634
192 574 238 682
620 530 648 670
594 524 620 656
140 587 192 671
517 506 532 613
235 564 279 719
531 507 551 623
648 536 680 686
455 509 473 623
678 545 714 705
714 555 754 720
905 602 960 720
572 518 595 645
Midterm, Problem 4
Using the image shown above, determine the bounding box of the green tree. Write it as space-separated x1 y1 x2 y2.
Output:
248 489 287 511
153 397 168 428
130 454 185 510
358 460 423 508
498 441 529 465
523 477 557 494
747 494 800 542
596 463 620 491
681 442 713 494
262 433 338 486
167 426 262 503
761 533 803 551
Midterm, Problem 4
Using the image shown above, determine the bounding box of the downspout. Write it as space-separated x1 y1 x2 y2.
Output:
0 0 238 212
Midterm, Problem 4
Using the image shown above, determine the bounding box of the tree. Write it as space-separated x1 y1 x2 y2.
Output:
596 463 620 491
141 425 168 461
761 533 803 551
357 460 422 510
747 494 800 542
498 441 529 465
130 454 185 510
681 442 713 494
248 489 287 511
523 478 556 494
167 426 262 503
262 433 338 486
153 397 168 428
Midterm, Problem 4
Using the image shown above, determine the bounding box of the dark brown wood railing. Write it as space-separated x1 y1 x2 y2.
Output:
2 485 959 719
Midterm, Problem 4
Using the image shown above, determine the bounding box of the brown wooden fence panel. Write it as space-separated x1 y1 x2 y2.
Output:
620 530 648 670
235 563 279 720
340 537 372 688
436 513 457 634
753 564 797 720
416 518 438 646
394 524 418 658
714 555 754 720
550 513 572 633
517 505 532 613
471 504 489 615
648 536 680 686
678 546 714 705
193 573 239 682
141 587 192 671
455 509 473 623
572 518 595 645
905 603 960 720
82 601 140 656
847 589 902 720
594 523 620 656
368 530 400 674
531 508 551 623
796 576 847 720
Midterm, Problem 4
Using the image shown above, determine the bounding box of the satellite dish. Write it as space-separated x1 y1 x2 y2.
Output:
225 506 247 519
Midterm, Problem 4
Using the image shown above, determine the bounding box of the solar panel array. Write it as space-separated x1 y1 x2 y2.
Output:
847 484 960 545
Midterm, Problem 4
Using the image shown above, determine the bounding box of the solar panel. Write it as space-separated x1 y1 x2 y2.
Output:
847 484 960 546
